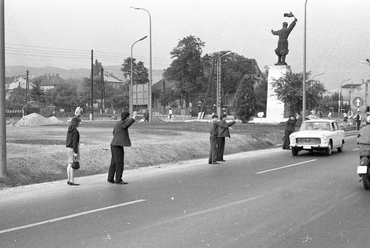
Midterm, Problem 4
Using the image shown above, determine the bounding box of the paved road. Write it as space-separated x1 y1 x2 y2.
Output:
0 136 367 248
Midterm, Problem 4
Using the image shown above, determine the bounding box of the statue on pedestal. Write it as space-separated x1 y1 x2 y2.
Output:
271 12 297 65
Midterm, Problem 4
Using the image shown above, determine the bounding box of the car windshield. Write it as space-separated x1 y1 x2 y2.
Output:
300 121 331 131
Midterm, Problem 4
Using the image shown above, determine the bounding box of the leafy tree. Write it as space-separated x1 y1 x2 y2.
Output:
121 57 149 85
163 35 205 107
104 84 129 110
7 85 26 107
78 59 104 104
44 82 80 111
233 75 257 122
30 77 46 104
272 72 326 115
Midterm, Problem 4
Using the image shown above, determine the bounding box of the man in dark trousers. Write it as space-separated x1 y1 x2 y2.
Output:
208 114 230 165
217 114 236 162
108 111 137 184
355 111 362 130
283 114 297 149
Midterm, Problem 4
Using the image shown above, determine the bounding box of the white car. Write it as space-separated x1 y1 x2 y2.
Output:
289 119 345 156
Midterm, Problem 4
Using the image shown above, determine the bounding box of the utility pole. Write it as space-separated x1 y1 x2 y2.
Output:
90 49 94 120
0 0 6 177
26 70 29 103
100 66 104 112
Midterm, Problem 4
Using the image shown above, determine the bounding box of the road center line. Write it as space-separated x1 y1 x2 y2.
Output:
142 194 264 230
0 199 146 235
256 159 317 174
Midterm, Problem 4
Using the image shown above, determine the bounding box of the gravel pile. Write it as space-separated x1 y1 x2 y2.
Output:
15 113 57 126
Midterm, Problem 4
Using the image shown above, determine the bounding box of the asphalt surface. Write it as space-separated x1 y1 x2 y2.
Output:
0 135 368 248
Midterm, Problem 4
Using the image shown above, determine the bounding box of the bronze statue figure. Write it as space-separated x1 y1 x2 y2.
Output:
271 12 297 65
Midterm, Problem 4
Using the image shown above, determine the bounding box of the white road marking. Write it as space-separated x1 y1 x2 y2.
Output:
0 199 146 235
144 195 264 229
256 159 317 174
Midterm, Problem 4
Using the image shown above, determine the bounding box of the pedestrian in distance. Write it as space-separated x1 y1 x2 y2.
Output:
295 112 302 128
108 111 137 184
75 104 83 118
208 114 230 165
143 109 149 122
217 114 236 162
328 111 332 119
283 114 297 149
355 111 362 130
66 117 81 186
168 108 173 121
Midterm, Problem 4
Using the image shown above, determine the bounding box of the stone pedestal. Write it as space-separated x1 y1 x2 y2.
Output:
263 65 292 123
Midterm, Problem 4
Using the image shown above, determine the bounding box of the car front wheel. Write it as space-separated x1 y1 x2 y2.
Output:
291 148 299 156
337 141 344 153
325 142 332 156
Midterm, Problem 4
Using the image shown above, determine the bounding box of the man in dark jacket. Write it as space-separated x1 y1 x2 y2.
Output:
217 114 236 162
108 111 136 184
208 115 230 164
283 114 297 149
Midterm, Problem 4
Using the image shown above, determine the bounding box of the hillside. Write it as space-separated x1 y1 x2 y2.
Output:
5 65 165 84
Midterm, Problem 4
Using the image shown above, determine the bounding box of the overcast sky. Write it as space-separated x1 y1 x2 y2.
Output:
5 0 370 90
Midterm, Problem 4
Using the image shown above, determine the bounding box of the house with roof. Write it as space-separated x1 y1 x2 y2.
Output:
39 74 66 90
6 75 35 91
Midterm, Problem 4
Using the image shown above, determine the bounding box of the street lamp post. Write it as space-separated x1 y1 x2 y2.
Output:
130 36 147 115
358 59 370 113
339 78 351 118
302 0 309 121
216 51 230 117
312 72 324 80
131 7 152 122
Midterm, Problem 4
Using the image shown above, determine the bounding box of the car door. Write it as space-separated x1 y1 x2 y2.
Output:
332 122 343 147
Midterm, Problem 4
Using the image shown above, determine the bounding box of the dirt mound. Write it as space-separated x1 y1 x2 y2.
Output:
48 116 65 124
15 113 55 126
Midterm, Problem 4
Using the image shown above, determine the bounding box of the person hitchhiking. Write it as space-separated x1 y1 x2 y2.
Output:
66 117 81 186
217 114 236 162
208 114 230 165
107 111 137 184
283 114 297 149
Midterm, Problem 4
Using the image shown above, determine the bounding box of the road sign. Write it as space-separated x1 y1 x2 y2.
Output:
353 97 364 107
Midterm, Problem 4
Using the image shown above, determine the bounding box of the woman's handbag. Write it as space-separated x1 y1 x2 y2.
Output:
72 161 80 169
72 156 80 170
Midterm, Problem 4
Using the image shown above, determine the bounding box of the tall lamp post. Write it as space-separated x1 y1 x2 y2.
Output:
312 71 324 80
131 6 152 122
216 51 230 117
358 59 370 113
339 78 351 118
302 0 309 121
130 36 147 115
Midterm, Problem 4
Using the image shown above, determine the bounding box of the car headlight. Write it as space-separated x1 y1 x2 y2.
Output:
321 134 327 142
290 134 296 143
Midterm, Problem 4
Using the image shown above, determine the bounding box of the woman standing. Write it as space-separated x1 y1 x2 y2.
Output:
66 117 81 186
283 114 297 149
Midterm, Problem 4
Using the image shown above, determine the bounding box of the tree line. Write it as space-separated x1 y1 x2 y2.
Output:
6 35 333 121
